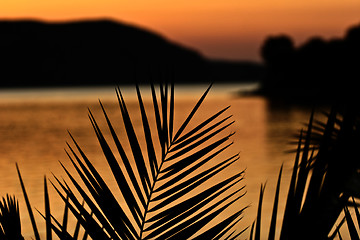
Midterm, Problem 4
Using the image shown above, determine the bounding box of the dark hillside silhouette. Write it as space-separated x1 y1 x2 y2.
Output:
0 19 263 87
259 22 360 104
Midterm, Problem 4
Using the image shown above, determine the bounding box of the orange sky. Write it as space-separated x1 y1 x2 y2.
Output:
1 0 360 61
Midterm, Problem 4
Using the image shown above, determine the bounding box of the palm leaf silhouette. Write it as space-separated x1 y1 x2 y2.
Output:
250 104 360 239
49 83 245 239
0 194 24 240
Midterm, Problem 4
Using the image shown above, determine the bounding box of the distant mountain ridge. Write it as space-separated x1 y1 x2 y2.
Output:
0 19 263 87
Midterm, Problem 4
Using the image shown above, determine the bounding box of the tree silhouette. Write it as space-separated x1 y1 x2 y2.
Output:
260 35 295 92
260 22 360 103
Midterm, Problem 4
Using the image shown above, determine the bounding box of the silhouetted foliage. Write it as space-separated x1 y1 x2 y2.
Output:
12 84 247 240
260 35 295 90
0 195 24 240
2 84 360 239
250 103 360 239
261 35 294 64
260 23 360 104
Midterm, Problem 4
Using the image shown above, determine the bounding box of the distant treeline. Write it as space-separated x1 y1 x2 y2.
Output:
260 22 360 102
0 19 263 88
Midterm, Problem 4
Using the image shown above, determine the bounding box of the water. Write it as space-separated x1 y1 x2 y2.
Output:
0 84 314 239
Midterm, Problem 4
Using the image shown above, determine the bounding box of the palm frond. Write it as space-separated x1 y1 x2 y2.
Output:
0 194 24 240
344 206 360 240
16 163 40 240
50 83 245 239
44 176 52 240
252 104 360 239
268 164 283 240
16 164 89 240
252 183 265 240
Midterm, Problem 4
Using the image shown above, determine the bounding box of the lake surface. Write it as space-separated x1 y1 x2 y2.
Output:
0 84 317 239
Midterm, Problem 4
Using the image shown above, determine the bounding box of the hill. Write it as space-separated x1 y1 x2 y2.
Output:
0 19 263 88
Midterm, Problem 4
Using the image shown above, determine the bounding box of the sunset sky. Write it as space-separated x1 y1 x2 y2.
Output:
1 0 359 61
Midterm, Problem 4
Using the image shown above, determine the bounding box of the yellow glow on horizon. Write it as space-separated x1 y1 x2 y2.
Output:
1 0 359 60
